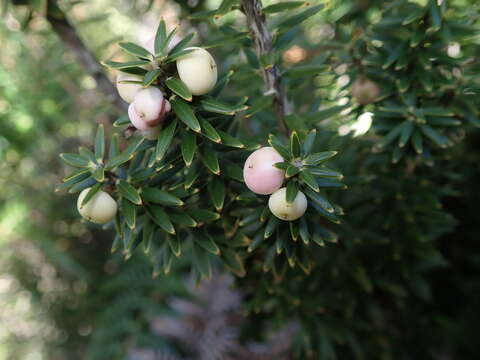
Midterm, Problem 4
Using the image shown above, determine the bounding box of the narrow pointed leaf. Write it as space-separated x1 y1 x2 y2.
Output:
60 153 90 167
290 131 301 157
201 150 220 175
149 205 176 234
122 198 136 229
268 134 290 159
264 216 279 238
141 188 183 206
117 180 142 205
286 181 299 203
303 151 337 165
200 118 222 143
118 42 152 58
94 124 105 161
302 129 317 154
222 248 246 277
208 178 225 211
165 77 192 101
300 170 319 192
171 97 201 132
154 20 167 55
217 130 244 148
195 232 220 255
155 120 177 161
181 130 197 166
166 234 182 257
80 182 102 207
143 69 162 87
305 188 334 213
187 209 220 223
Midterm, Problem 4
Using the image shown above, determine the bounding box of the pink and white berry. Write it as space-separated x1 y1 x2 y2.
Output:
243 147 285 195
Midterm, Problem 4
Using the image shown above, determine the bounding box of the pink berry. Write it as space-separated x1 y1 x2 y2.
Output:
243 147 285 195
128 103 150 131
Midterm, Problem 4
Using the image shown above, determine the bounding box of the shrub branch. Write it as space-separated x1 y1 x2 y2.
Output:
241 0 291 136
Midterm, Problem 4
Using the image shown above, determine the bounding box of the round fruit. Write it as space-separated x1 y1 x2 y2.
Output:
351 77 380 105
128 103 150 131
243 147 284 195
268 188 308 221
176 47 217 96
116 72 142 103
77 188 118 224
133 87 169 123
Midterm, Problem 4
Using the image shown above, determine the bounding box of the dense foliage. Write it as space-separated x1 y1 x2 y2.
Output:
1 0 479 359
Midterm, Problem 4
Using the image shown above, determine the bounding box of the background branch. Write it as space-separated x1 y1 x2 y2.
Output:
46 2 127 114
241 0 292 137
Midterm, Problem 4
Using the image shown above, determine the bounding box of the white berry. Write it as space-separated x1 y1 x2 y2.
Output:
176 47 217 96
77 188 118 224
268 188 308 221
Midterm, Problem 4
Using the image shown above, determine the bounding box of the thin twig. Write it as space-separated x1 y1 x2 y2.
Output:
241 0 292 137
46 2 127 114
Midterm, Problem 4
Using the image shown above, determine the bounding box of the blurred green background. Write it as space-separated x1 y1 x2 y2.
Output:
1 0 480 359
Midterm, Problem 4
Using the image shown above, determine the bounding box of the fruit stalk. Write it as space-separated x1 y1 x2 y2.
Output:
241 0 291 136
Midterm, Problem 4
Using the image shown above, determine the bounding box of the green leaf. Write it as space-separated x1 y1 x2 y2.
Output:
171 97 201 132
225 163 244 182
248 233 264 253
305 188 334 213
122 198 136 229
141 188 183 206
168 33 194 57
195 232 220 255
91 166 104 182
419 125 450 148
412 130 424 154
286 181 299 204
80 182 102 207
94 124 105 161
221 248 246 277
118 42 152 58
264 216 279 239
187 209 220 223
169 211 197 227
154 19 167 55
149 205 176 234
60 153 90 167
277 4 323 30
302 129 317 154
398 121 414 148
208 178 225 211
165 77 192 101
286 164 300 178
317 178 346 189
216 0 238 15
68 176 97 194
300 170 319 192
165 48 195 64
201 150 220 175
428 0 442 32
290 131 301 157
184 161 200 189
108 133 120 159
192 241 212 279
78 148 96 167
57 169 90 193
166 234 182 257
181 130 197 167
264 1 305 14
142 217 154 253
113 115 130 128
143 69 162 87
155 120 177 161
268 134 290 159
309 167 343 179
117 180 142 205
303 151 337 165
217 130 244 148
103 59 150 70
376 123 405 149
299 217 310 245
289 221 299 241
200 119 222 143
312 203 341 224
105 152 133 170
200 98 247 115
